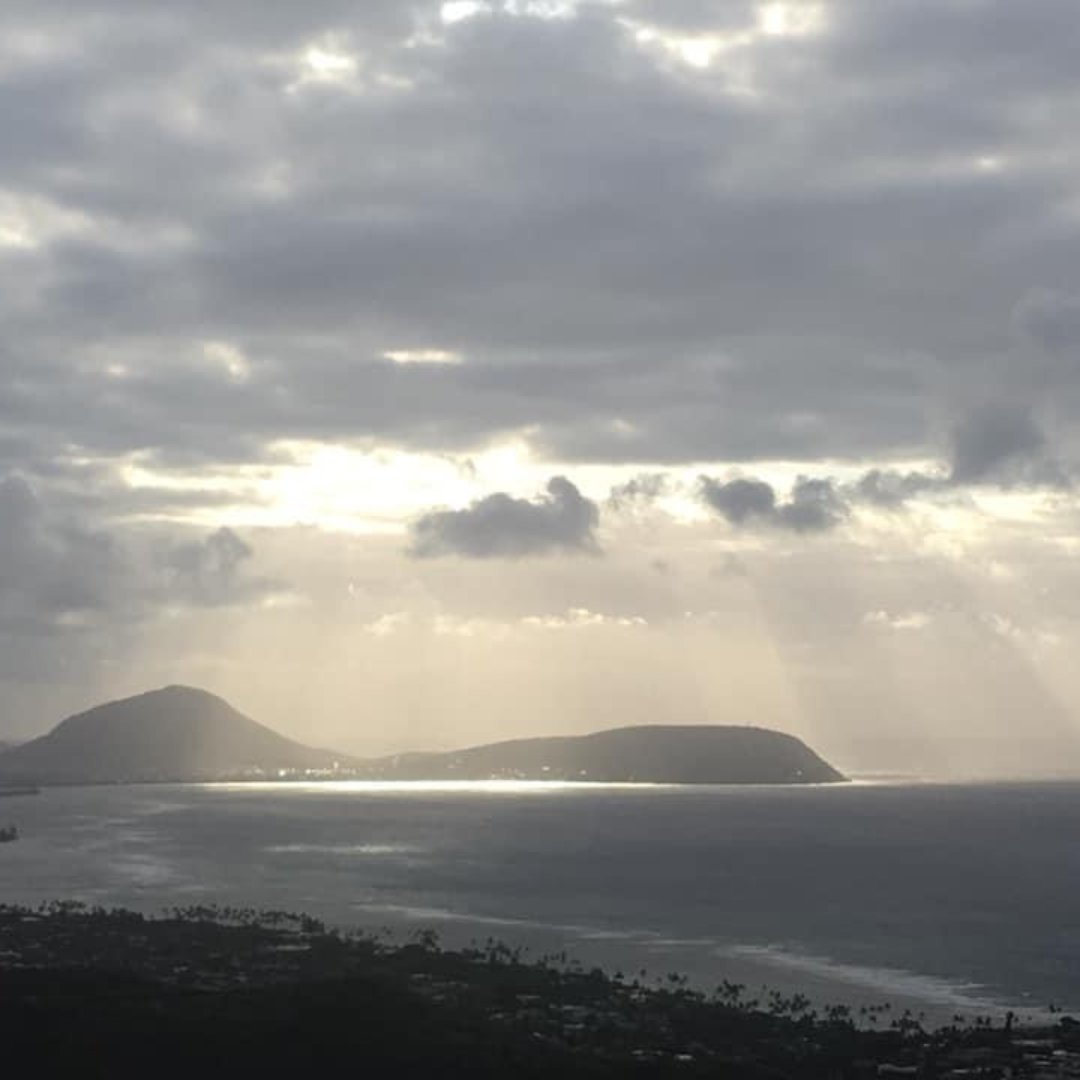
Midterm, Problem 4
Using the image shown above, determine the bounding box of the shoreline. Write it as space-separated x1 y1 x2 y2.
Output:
341 901 1055 1031
2 901 1077 1074
4 780 1077 1027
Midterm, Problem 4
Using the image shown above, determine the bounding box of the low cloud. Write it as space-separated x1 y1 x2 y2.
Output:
854 468 943 507
607 472 670 510
700 477 776 525
948 403 1066 486
409 476 600 558
699 475 848 533
165 526 280 607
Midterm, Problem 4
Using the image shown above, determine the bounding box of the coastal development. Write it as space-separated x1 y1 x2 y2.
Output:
1 904 1076 1076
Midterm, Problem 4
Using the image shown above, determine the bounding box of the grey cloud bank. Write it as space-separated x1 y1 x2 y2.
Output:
1 0 1079 476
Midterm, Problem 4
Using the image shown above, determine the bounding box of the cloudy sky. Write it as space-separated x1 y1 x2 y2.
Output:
2 0 1079 775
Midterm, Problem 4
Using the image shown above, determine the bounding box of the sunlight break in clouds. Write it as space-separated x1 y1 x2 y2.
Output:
383 349 464 366
284 38 361 93
441 1 488 22
757 2 827 38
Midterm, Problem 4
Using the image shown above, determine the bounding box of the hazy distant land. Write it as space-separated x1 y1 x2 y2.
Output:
0 685 845 787
361 726 845 784
0 686 352 786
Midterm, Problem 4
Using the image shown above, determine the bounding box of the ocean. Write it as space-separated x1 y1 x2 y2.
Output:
2 779 1078 1025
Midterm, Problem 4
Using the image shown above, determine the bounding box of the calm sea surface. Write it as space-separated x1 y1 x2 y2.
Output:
2 780 1078 1022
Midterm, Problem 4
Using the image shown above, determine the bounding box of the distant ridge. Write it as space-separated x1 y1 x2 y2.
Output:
360 725 846 785
0 686 353 785
0 687 845 787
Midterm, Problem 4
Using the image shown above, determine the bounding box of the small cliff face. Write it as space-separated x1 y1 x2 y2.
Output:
0 686 350 784
364 725 846 785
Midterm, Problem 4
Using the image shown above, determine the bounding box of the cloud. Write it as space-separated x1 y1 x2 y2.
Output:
1 0 1079 480
776 478 849 532
948 403 1066 486
854 468 943 507
0 474 281 645
864 609 933 632
520 607 648 631
409 476 600 558
1013 288 1080 352
165 526 280 607
700 477 776 524
0 475 124 632
699 475 848 533
607 472 670 509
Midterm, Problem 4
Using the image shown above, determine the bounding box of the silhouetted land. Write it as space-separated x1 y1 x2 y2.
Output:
0 904 1074 1077
360 725 845 783
0 685 356 784
0 685 844 786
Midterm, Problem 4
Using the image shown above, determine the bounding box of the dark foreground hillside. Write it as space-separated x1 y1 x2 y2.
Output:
0 904 1075 1078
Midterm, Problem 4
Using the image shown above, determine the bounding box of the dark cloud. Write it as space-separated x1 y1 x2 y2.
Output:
949 403 1053 485
1013 288 1080 353
0 474 279 639
699 475 848 533
410 477 600 558
777 478 850 533
165 526 279 607
700 477 777 525
0 475 123 630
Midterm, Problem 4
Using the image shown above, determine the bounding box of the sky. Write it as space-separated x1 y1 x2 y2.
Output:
2 0 1079 776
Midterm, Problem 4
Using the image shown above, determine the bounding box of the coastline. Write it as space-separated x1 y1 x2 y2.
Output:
4 779 1077 1027
341 902 1051 1031
1 902 1076 1075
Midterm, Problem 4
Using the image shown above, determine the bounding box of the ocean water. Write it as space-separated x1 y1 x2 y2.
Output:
2 780 1078 1023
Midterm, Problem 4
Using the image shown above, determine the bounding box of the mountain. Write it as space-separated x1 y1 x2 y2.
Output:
0 686 353 785
361 725 846 785
0 687 845 787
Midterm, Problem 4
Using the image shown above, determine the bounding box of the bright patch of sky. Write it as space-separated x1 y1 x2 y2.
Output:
383 349 464 366
0 190 91 250
441 1 488 22
202 341 253 383
441 0 624 23
623 0 827 78
283 38 361 93
757 2 827 38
